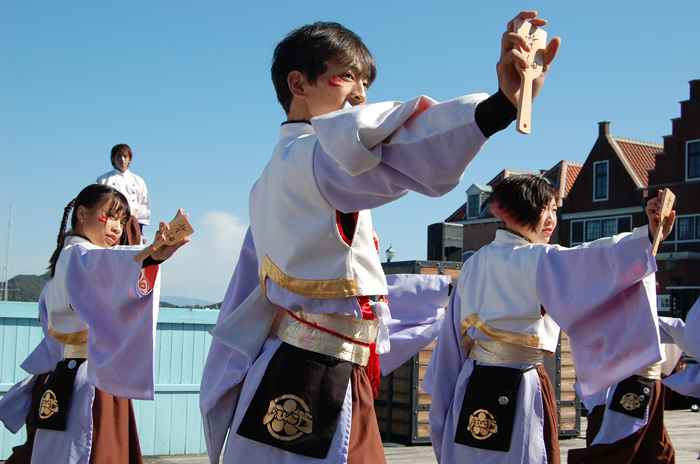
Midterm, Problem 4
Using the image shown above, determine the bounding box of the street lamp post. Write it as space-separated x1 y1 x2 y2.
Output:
386 245 395 263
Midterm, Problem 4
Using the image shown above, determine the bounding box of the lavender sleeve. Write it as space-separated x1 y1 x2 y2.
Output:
312 94 489 212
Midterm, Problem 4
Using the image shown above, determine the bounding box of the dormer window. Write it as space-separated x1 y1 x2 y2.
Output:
593 161 608 201
687 140 700 180
467 194 480 218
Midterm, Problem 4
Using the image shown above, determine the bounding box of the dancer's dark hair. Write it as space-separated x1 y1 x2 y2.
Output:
271 21 376 114
48 184 130 277
488 175 559 232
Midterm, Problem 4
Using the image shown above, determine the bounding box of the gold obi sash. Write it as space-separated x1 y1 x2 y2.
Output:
461 313 548 366
63 343 88 359
636 362 662 380
468 339 545 366
260 255 358 298
278 310 378 366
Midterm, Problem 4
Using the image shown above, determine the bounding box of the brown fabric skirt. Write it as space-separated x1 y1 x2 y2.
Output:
4 373 49 464
347 364 386 464
538 364 562 464
567 380 675 464
88 389 143 464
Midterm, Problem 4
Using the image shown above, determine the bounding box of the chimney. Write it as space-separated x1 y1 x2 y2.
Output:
598 121 610 138
690 79 700 102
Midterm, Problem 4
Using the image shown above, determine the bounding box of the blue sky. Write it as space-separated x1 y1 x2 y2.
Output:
1 1 698 303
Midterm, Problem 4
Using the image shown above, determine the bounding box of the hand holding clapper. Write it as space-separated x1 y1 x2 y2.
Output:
514 18 547 134
651 189 675 256
134 214 195 263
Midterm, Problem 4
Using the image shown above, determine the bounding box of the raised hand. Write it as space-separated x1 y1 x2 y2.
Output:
497 11 561 108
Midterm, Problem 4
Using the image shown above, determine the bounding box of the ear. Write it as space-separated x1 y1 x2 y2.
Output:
287 70 307 99
76 205 88 223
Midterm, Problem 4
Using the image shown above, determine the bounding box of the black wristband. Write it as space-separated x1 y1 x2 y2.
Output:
475 88 517 138
142 256 164 268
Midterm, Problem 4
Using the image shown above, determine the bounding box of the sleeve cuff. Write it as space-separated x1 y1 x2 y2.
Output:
474 89 517 138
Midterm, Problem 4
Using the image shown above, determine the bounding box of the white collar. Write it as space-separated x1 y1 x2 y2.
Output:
494 228 533 246
279 122 314 141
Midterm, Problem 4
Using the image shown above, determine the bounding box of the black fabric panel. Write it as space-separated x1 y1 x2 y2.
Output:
237 343 353 458
29 358 86 431
609 374 655 419
454 363 523 452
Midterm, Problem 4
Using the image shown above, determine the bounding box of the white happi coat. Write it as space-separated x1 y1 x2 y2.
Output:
0 235 160 464
423 228 663 464
97 168 151 226
200 93 493 464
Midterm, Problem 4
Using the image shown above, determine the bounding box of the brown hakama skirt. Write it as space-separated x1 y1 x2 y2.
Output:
567 380 675 464
88 389 143 464
347 364 386 464
538 364 562 464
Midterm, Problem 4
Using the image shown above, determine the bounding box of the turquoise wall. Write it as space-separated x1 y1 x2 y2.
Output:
0 301 218 459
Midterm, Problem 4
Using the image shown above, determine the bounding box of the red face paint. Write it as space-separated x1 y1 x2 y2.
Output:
328 76 346 87
98 214 108 223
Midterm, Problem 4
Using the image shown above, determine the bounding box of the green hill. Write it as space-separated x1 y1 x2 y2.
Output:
3 272 51 302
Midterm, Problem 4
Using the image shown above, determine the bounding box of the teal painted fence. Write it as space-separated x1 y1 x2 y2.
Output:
0 301 218 459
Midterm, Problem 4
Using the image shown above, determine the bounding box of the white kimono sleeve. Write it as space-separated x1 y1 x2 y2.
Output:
422 286 468 463
312 95 490 213
663 298 700 397
537 226 662 398
379 274 449 375
61 242 160 400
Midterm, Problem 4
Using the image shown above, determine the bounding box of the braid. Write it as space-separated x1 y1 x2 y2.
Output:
49 198 77 277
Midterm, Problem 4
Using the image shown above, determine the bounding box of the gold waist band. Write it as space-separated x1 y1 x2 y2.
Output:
636 362 662 380
260 255 358 299
468 339 545 366
460 313 541 350
64 343 88 359
278 310 378 366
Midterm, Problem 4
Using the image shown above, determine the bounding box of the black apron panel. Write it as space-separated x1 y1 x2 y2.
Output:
455 363 524 452
29 358 86 431
237 343 353 459
608 374 655 419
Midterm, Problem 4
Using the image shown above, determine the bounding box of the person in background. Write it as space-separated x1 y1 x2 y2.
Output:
97 143 150 243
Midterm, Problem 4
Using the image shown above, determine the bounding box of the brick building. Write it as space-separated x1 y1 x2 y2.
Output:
647 79 700 315
434 161 581 259
558 121 660 247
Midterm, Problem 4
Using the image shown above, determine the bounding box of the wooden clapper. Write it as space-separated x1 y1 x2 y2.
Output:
134 214 195 264
514 18 547 134
651 188 675 256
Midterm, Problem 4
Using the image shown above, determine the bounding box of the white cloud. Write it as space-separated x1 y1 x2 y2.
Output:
158 211 248 303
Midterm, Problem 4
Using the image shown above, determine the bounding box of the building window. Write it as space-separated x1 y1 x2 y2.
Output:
593 161 608 201
688 140 700 180
660 214 700 252
571 221 584 244
570 214 633 246
602 218 616 237
677 216 696 241
586 220 601 241
467 194 480 218
658 295 671 315
618 217 632 233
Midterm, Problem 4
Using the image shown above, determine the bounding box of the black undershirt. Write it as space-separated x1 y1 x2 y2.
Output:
474 88 518 138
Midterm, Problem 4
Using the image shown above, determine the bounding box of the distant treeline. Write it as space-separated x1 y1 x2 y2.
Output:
1 273 221 309
1 272 51 302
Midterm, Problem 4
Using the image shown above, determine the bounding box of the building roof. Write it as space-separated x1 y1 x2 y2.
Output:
541 160 583 206
444 160 582 222
607 136 661 188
